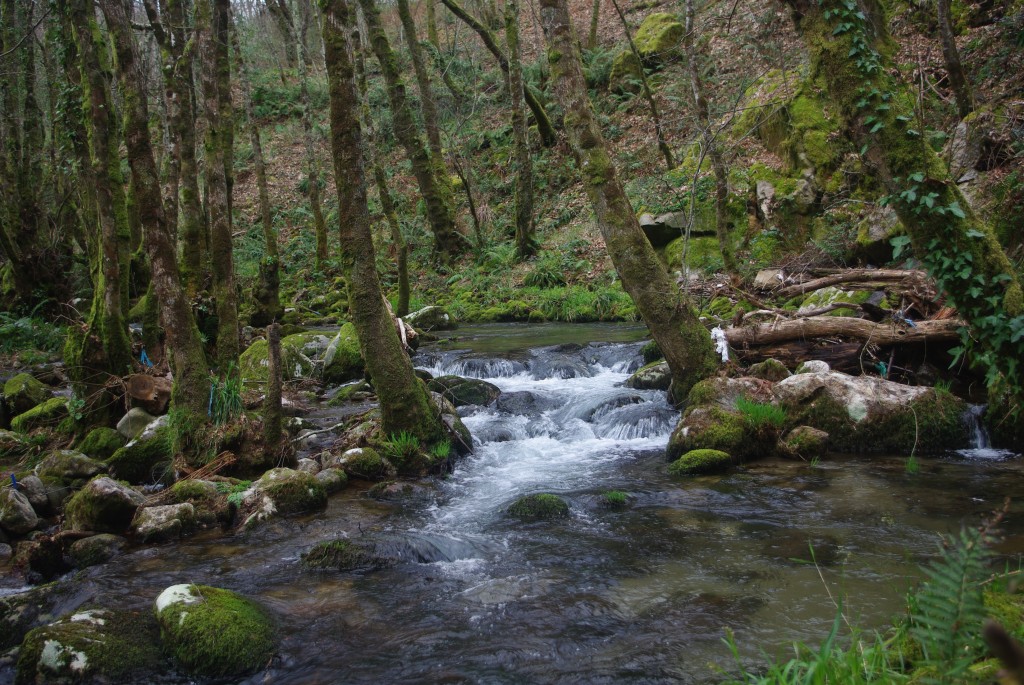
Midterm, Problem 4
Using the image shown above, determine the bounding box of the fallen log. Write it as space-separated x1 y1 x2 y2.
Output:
732 340 865 374
725 316 962 347
771 269 930 299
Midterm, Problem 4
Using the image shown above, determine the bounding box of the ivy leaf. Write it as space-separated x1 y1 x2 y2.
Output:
948 201 966 218
890 235 912 259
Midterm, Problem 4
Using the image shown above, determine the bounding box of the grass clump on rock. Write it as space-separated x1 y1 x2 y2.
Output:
301 539 383 572
154 584 275 678
507 493 570 521
668 449 733 476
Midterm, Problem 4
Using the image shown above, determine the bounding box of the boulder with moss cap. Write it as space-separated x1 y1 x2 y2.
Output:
507 493 570 521
3 373 50 416
237 468 327 528
63 476 145 533
10 397 67 433
76 427 126 460
668 449 734 476
15 608 164 685
154 584 275 677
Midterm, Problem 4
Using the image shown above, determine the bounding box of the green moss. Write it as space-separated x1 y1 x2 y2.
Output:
259 469 327 514
640 340 663 364
668 448 733 476
322 322 364 384
632 12 683 60
667 406 749 460
663 236 722 273
685 379 719 407
10 398 67 433
602 490 629 509
748 359 791 382
15 609 164 685
3 373 49 415
155 585 275 677
105 426 173 484
77 427 126 460
301 539 378 571
342 447 395 480
169 479 219 503
507 493 570 521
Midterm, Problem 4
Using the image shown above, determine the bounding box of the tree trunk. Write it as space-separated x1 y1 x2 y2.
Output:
682 0 736 275
936 0 974 119
609 0 674 171
539 0 716 401
425 0 440 47
231 11 282 327
374 166 412 317
587 0 600 49
506 0 538 260
322 0 446 444
358 0 468 262
397 0 443 159
298 7 330 271
198 0 240 370
725 316 961 347
780 0 1023 396
263 323 283 451
66 0 134 423
101 0 212 421
266 0 299 71
439 0 558 147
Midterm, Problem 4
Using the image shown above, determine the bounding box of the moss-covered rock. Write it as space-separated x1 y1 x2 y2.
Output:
331 447 396 481
426 375 501 407
640 340 663 365
238 468 327 528
315 467 348 494
154 584 275 678
625 360 672 391
131 503 196 542
0 582 76 651
68 534 126 569
77 427 126 460
3 373 50 416
666 406 755 461
105 420 173 485
668 448 733 476
63 476 145 533
34 449 105 484
0 428 30 458
167 479 228 526
15 608 165 685
10 397 67 433
663 235 722 274
748 359 792 383
507 493 570 521
403 305 456 331
780 426 830 460
0 487 38 535
633 12 683 61
301 539 389 572
322 322 364 384
115 407 156 440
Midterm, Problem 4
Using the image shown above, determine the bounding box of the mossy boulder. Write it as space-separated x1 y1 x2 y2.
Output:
0 428 30 458
10 397 67 433
609 51 644 94
63 476 145 533
154 584 275 678
640 340 663 364
34 449 105 484
668 448 734 476
3 373 50 416
667 406 754 461
322 322 364 384
105 418 173 485
329 447 396 481
403 305 456 331
77 427 126 460
167 479 228 526
507 493 570 521
426 375 501 407
780 425 830 460
626 360 672 391
131 503 196 542
301 539 390 572
0 582 76 651
238 468 327 528
15 608 165 685
0 487 38 535
315 467 348 494
774 371 970 453
748 359 792 383
68 534 126 568
632 12 684 61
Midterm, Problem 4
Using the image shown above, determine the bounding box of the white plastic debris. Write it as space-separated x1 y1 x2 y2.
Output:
710 326 729 363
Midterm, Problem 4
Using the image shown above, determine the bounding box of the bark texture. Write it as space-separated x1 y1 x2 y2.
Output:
506 0 538 259
540 0 716 400
936 0 974 119
322 0 446 442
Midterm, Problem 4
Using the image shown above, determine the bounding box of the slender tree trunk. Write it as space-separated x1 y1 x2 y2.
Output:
936 0 974 119
198 0 240 369
358 0 468 262
266 0 299 70
100 0 212 421
374 166 411 317
425 0 440 47
587 0 600 49
397 0 443 158
780 0 1023 396
66 0 134 422
439 0 558 147
217 0 235 232
609 0 673 171
264 323 283 450
682 0 737 275
297 2 330 270
322 0 446 443
231 12 282 326
540 0 716 401
506 0 537 259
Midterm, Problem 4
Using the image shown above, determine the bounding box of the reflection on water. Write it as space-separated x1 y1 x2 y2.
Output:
3 323 1022 684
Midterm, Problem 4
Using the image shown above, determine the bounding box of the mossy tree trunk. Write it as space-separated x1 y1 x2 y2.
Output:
197 0 240 371
266 0 299 71
397 0 443 159
936 0 974 119
780 0 1023 396
263 323 283 451
539 0 716 401
66 0 134 422
506 0 538 260
439 0 558 147
425 0 440 47
100 0 211 421
321 0 446 444
587 0 600 49
682 0 737 276
231 11 282 327
358 0 469 263
609 0 674 171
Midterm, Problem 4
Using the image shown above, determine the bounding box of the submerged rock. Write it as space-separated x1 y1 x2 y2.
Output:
68 534 127 569
426 375 501 407
154 584 275 678
507 494 570 521
16 608 164 684
301 539 389 572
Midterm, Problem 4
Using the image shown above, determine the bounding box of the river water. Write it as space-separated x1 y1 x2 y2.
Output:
5 323 1024 684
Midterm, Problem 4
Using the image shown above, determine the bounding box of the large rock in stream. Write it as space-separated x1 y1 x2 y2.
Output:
239 323 364 386
63 477 145 534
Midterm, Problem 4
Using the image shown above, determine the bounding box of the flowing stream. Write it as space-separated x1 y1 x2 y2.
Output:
3 323 1023 684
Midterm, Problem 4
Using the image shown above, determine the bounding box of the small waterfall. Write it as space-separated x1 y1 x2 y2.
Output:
957 404 1015 460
